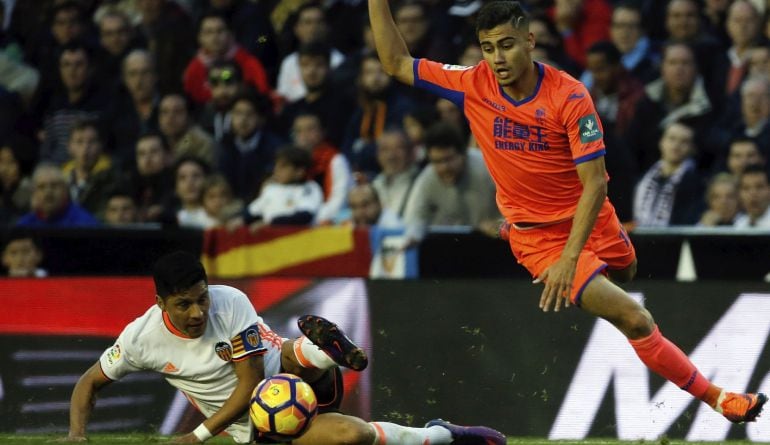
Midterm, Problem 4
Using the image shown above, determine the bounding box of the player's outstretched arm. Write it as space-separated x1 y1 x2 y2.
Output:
66 362 113 441
171 355 264 443
368 0 415 85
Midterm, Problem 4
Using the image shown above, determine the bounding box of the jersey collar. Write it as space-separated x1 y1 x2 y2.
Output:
499 61 544 107
163 311 193 339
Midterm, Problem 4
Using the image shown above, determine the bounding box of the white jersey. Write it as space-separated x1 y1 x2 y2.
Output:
246 181 323 223
99 285 284 443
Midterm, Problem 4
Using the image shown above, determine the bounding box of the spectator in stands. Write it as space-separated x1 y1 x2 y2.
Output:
747 45 770 78
291 112 351 225
372 129 419 220
698 172 740 226
720 76 770 162
123 132 174 223
201 174 241 228
26 2 91 99
276 3 345 103
0 1 40 116
1 232 47 277
202 0 279 79
235 146 323 230
435 98 472 147
218 91 285 202
167 155 211 229
606 2 659 84
527 13 580 76
725 137 766 177
625 42 714 172
108 49 160 167
200 60 244 142
549 0 612 69
633 122 704 227
158 93 215 166
341 52 415 177
734 163 770 228
402 106 438 165
103 190 140 226
703 0 732 47
17 163 99 227
719 0 763 97
279 40 355 147
663 0 727 103
183 12 271 105
402 122 499 243
347 183 402 228
0 137 34 225
39 43 109 165
133 0 195 94
393 1 453 63
62 119 118 219
94 9 144 90
457 41 483 67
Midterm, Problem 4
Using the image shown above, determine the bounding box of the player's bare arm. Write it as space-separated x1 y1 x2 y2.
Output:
65 362 113 442
368 0 415 85
171 355 264 443
538 157 607 313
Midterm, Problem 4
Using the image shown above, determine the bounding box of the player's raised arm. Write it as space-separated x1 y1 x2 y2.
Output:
368 0 415 85
66 362 113 441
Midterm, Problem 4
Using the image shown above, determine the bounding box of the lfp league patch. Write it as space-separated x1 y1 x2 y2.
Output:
105 344 121 367
578 113 602 143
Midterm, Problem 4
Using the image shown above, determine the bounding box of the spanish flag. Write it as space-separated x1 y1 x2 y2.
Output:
201 226 372 279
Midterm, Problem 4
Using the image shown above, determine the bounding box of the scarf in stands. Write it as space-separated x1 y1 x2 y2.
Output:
633 158 695 227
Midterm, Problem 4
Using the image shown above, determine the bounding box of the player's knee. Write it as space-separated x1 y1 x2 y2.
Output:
331 418 376 445
624 307 654 339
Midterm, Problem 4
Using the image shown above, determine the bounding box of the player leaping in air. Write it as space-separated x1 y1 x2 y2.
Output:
368 0 766 424
64 251 505 444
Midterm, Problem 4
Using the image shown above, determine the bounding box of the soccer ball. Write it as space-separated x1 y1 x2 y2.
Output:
249 373 318 439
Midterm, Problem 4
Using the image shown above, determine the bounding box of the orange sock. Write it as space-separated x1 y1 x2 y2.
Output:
629 325 713 401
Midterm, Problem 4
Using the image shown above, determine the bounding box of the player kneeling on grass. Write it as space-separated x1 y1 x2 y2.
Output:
64 251 506 444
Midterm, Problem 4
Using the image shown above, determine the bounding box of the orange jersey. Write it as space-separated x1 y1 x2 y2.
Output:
415 59 608 223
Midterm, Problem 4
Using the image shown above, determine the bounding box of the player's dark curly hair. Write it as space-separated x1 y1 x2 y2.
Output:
476 1 529 36
153 251 207 298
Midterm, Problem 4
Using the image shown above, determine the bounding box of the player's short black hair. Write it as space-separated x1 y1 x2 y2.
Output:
476 1 529 36
587 41 622 65
153 251 207 298
424 121 467 154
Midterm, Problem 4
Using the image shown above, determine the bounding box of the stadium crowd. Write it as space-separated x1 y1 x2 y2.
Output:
2 0 770 256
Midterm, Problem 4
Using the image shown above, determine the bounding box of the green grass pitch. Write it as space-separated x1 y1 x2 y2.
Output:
0 435 763 444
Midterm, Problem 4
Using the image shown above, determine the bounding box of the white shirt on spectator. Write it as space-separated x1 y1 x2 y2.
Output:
733 208 770 228
276 49 345 103
247 181 323 223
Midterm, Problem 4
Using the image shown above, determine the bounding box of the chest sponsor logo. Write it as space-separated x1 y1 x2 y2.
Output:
215 341 233 362
492 116 550 152
578 114 602 143
105 344 121 367
483 97 506 112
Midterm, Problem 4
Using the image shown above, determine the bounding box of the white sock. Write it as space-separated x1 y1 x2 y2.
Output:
370 422 452 445
293 336 337 369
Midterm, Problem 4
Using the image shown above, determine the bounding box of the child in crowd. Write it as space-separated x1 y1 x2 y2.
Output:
201 174 241 228
232 146 322 231
2 233 47 277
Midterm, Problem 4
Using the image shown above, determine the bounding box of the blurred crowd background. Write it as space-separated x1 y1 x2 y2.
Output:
2 0 770 276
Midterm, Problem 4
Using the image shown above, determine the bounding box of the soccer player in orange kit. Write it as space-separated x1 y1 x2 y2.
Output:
368 0 766 424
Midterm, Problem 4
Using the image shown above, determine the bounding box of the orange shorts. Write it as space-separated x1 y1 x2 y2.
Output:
507 201 636 306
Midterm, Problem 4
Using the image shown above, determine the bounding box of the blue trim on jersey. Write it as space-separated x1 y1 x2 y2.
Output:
499 62 544 107
574 264 608 307
574 149 606 164
413 59 466 110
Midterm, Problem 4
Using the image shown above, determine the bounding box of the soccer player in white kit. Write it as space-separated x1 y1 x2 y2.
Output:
64 251 506 444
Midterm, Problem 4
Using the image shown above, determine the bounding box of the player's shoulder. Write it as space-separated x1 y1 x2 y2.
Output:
119 305 164 346
209 285 249 305
541 63 586 92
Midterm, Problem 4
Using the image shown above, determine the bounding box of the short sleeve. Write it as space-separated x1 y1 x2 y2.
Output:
99 335 142 381
560 84 606 164
413 59 474 108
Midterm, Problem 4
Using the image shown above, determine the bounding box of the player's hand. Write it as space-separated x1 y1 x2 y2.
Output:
167 432 201 443
535 256 577 312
